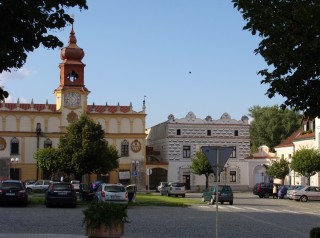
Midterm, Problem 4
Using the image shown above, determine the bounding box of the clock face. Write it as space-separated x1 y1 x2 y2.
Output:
64 92 81 108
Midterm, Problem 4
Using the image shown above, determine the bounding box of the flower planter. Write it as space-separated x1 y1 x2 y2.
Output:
86 222 124 238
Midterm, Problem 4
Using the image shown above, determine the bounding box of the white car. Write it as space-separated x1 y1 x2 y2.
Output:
157 182 168 193
161 182 186 197
291 186 320 202
26 180 52 193
94 183 128 207
70 180 80 192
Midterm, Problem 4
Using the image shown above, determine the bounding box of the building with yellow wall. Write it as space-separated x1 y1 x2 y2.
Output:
0 24 147 189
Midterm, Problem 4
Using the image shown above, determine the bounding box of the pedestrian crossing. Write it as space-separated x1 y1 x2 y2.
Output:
198 204 320 217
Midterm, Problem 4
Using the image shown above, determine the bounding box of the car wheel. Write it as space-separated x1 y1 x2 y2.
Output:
264 192 270 198
300 196 308 202
258 195 263 198
182 194 185 198
220 201 224 205
26 188 32 193
167 192 170 197
229 201 233 205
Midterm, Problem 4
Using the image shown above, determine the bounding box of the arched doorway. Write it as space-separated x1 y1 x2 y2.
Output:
149 168 167 190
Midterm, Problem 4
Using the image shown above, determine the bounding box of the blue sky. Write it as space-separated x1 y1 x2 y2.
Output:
0 1 284 128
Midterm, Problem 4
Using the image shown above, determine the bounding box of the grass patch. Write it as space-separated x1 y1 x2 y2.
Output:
130 193 203 207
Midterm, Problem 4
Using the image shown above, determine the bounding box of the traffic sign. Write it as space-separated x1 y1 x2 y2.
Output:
133 170 138 177
146 168 152 175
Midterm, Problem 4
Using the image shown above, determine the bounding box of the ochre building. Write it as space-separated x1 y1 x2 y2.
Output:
0 24 147 189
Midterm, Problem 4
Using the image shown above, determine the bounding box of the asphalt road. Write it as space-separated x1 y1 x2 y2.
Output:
0 192 319 238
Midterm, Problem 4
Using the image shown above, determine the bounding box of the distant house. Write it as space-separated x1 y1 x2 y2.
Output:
146 111 251 191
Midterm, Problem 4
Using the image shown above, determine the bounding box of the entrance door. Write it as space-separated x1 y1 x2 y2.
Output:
183 175 190 190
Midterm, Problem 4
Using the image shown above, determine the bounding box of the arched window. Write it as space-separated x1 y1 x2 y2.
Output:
10 137 19 155
121 140 129 157
44 138 52 148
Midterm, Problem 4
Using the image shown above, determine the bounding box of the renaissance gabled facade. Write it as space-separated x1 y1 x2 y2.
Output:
146 112 251 191
0 24 147 189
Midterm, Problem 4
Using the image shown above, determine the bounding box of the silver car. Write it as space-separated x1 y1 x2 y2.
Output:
291 186 320 202
94 183 128 207
26 180 51 193
161 182 186 197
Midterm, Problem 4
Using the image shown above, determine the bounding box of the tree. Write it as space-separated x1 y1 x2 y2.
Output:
232 1 320 119
249 105 301 152
291 148 320 185
0 0 88 101
58 114 119 176
191 151 214 190
267 158 289 185
34 147 61 180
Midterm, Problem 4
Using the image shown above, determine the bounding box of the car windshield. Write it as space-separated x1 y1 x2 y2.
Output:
1 182 22 189
172 183 184 187
104 185 125 192
52 184 71 190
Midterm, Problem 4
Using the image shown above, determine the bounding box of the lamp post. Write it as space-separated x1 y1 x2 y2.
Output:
131 160 139 186
10 158 19 180
260 164 265 183
288 156 292 186
36 123 41 180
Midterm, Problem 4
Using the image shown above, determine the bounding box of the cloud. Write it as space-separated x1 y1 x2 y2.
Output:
0 68 38 82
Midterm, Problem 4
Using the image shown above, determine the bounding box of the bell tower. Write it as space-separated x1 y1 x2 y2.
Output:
54 21 90 112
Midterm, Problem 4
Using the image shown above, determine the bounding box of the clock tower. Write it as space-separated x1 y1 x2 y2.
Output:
54 22 90 126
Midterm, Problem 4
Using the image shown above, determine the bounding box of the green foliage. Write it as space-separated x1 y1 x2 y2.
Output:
82 202 128 230
291 148 320 184
267 158 289 184
0 0 88 73
34 147 61 178
232 1 320 118
0 1 87 102
249 105 301 152
58 114 119 176
191 151 213 189
310 227 320 238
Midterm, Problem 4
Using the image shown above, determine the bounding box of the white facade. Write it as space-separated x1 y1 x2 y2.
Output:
147 111 251 191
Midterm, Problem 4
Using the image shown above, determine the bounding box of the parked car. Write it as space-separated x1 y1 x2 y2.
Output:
0 180 28 206
45 182 77 208
79 183 94 201
287 185 304 200
291 185 320 202
70 180 80 192
202 185 233 205
157 182 168 193
89 180 103 193
278 185 289 199
253 183 274 198
24 179 36 187
161 182 186 197
94 183 128 207
26 180 51 193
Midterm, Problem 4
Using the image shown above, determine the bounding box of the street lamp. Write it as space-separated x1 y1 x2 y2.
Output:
36 123 41 180
288 156 292 186
261 164 265 183
10 158 19 180
131 160 140 186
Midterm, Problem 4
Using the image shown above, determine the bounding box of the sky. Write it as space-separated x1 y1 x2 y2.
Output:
0 1 284 128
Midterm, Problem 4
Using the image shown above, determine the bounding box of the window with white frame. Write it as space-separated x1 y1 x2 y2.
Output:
183 146 191 158
121 140 129 157
229 171 236 182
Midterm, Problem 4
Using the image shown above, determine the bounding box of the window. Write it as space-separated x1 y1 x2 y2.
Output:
121 140 129 157
230 171 236 182
177 129 181 135
10 137 19 155
207 130 211 136
230 146 236 158
234 130 238 136
183 146 191 158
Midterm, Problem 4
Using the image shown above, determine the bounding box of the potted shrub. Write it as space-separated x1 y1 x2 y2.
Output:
83 202 129 238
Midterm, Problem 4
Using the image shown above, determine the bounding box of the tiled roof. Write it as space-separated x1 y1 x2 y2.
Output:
0 103 134 114
274 129 302 148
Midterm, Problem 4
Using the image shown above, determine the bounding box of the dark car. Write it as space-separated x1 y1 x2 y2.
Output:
89 180 103 193
278 185 292 199
253 183 273 198
45 182 77 208
202 185 233 205
79 183 94 201
0 180 28 206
